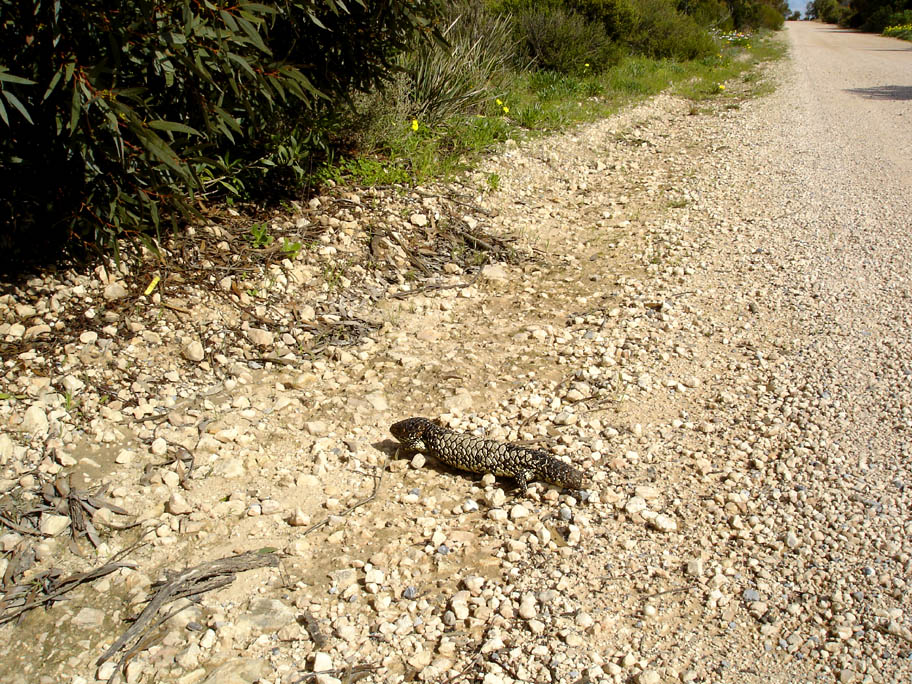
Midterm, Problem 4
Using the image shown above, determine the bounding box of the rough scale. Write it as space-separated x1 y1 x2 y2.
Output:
390 417 585 492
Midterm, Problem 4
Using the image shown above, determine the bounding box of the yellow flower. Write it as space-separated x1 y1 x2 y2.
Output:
718 84 725 91
502 106 509 114
411 119 419 131
496 98 503 106
584 63 590 68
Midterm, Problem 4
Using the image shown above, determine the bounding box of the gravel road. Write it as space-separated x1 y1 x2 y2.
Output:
1 23 910 684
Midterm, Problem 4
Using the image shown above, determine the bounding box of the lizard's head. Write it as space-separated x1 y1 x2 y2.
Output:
390 417 432 450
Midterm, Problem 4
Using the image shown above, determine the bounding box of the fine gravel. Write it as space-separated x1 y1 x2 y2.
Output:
0 22 910 684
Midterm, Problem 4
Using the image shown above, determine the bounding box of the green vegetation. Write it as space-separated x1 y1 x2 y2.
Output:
883 20 912 39
807 0 912 33
0 0 787 270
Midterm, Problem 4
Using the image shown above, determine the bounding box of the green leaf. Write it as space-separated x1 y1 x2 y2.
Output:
2 90 34 124
219 9 239 31
42 66 65 101
213 105 242 134
69 82 81 132
0 98 8 126
148 120 202 136
306 11 328 29
227 52 257 79
0 71 35 85
236 15 270 54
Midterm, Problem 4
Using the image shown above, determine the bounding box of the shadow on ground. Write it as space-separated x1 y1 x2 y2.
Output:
845 85 912 100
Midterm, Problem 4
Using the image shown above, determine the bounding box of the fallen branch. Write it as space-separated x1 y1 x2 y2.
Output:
97 549 280 670
0 560 133 625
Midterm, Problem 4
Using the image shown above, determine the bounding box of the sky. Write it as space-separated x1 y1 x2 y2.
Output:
788 0 806 16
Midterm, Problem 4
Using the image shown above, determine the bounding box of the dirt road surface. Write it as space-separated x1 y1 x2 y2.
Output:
1 22 910 684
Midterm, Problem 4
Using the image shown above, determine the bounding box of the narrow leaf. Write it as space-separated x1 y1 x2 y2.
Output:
148 120 202 136
227 52 257 78
236 15 270 54
2 90 34 124
42 66 64 101
0 71 35 85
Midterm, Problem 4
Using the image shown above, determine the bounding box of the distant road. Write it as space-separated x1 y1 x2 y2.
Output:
784 20 911 185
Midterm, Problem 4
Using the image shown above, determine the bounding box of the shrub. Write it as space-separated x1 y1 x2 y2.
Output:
810 0 849 23
683 0 736 28
883 20 912 38
494 0 638 41
401 2 516 122
627 0 718 59
0 0 442 267
861 6 912 31
514 5 623 74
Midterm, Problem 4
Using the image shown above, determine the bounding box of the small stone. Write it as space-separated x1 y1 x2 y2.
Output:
241 598 296 631
510 504 530 520
79 331 98 344
743 589 761 602
365 391 388 411
480 263 509 283
246 328 274 347
518 595 537 619
167 493 193 515
260 499 282 515
410 453 426 469
443 390 473 413
304 420 327 436
313 651 333 672
651 513 677 532
62 375 85 394
183 340 205 362
484 489 506 507
115 449 135 465
410 213 428 227
21 405 49 434
687 558 704 577
287 508 311 527
39 513 71 536
0 434 13 464
576 612 594 629
95 660 117 682
199 658 269 684
625 496 647 515
463 576 485 595
638 670 661 684
330 568 358 591
151 438 169 456
364 568 385 585
103 281 129 300
72 607 105 628
785 531 800 549
125 660 145 683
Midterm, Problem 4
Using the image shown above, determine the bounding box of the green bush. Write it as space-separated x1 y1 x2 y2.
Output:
861 5 912 31
755 3 786 27
494 0 638 41
810 0 850 22
682 0 736 28
514 5 623 74
628 0 718 59
0 0 442 267
401 2 516 122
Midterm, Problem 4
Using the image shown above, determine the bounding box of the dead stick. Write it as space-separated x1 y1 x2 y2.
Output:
97 550 279 666
298 452 388 538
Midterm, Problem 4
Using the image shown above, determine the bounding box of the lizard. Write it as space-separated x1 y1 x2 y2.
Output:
390 417 585 493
